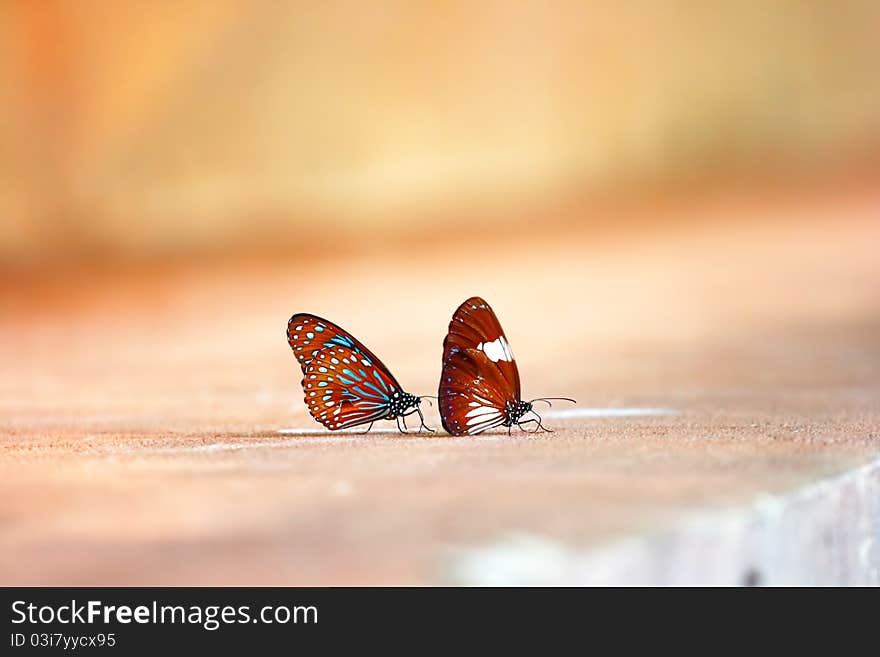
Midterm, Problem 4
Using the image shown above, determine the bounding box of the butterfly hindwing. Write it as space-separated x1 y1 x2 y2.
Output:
440 347 514 435
303 344 400 430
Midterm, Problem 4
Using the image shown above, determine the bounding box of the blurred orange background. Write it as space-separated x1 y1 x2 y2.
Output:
3 2 880 586
2 0 880 264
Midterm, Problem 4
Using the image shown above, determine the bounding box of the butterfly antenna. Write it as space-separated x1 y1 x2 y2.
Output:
419 395 438 408
530 397 577 407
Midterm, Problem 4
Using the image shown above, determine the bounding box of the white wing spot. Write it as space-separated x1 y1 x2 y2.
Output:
477 336 513 362
465 406 499 419
466 411 502 427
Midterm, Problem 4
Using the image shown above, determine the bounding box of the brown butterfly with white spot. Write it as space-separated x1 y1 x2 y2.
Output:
438 297 574 436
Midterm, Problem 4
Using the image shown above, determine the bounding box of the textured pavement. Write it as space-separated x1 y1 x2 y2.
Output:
2 190 879 584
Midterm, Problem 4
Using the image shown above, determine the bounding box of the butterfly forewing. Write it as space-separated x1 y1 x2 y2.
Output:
442 296 520 399
287 313 397 382
303 344 399 430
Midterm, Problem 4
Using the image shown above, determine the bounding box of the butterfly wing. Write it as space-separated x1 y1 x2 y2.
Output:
439 297 522 436
439 347 514 435
442 297 520 400
287 313 399 384
303 344 399 430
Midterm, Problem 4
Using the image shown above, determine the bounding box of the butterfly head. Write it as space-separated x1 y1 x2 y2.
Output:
504 400 533 425
509 397 577 434
388 391 436 433
387 390 421 419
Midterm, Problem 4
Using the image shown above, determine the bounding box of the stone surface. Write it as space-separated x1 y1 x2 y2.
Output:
1 190 879 585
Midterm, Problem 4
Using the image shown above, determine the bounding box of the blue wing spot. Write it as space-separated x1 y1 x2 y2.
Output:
338 376 356 385
364 381 389 399
318 381 329 387
315 325 325 333
327 335 354 349
373 370 389 391
353 385 384 400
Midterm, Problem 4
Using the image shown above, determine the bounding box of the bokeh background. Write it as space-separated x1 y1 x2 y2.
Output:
2 2 880 585
2 0 880 263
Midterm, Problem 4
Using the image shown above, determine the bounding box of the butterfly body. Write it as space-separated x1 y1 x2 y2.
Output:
387 391 421 419
504 400 533 425
288 313 430 432
439 297 573 436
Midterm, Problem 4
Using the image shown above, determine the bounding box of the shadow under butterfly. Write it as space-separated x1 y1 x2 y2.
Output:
439 297 575 436
287 313 434 433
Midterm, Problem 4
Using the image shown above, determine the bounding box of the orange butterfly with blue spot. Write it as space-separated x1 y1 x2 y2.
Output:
287 313 433 433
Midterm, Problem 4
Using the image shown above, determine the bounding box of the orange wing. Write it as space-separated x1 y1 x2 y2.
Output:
303 345 398 430
287 313 399 386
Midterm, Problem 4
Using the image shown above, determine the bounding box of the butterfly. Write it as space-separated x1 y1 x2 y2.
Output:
287 313 433 433
438 297 574 436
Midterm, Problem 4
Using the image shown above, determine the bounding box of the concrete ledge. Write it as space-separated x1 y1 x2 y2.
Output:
447 457 880 586
3 211 879 586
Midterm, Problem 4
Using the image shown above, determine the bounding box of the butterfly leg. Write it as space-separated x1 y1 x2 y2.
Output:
532 412 553 433
359 421 375 435
517 414 553 434
397 408 435 433
515 419 540 433
414 406 436 433
533 414 553 433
